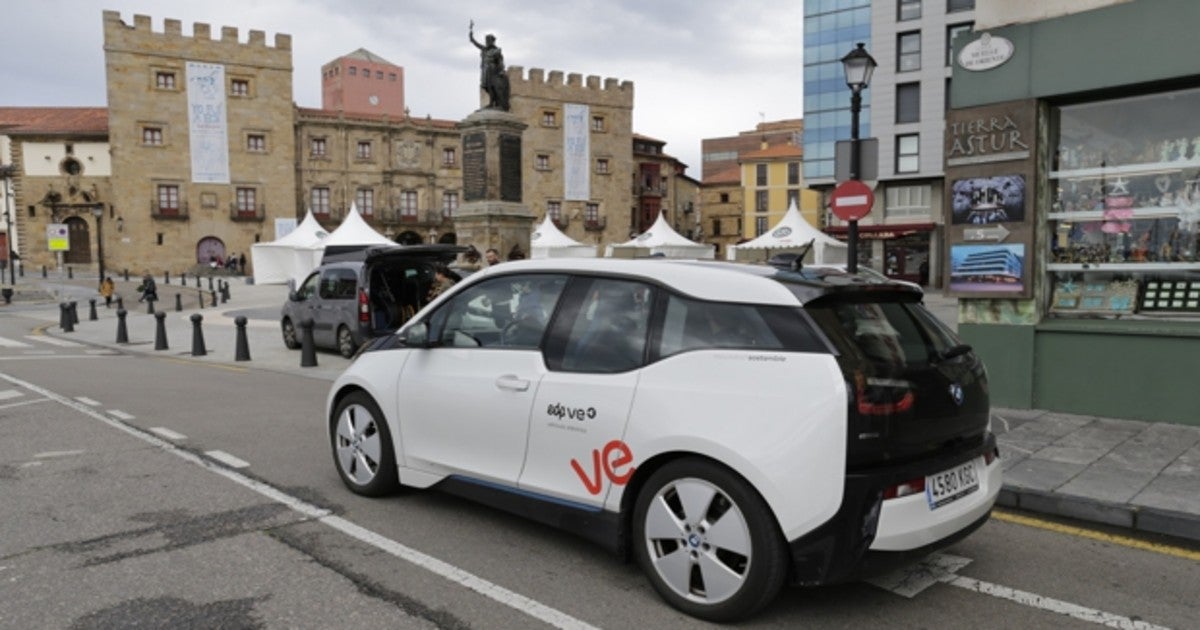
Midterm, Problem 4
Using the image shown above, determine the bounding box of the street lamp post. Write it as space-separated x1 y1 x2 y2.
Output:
91 204 105 289
1 165 16 286
841 42 876 274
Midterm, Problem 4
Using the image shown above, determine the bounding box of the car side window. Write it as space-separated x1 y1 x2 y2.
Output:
296 273 319 300
658 295 784 357
319 268 357 300
428 274 567 349
556 278 653 373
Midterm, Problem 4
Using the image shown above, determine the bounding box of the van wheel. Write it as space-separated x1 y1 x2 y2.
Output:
633 459 787 622
281 318 300 349
337 326 357 358
330 391 398 496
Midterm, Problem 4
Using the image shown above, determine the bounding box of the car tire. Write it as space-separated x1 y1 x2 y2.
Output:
337 325 357 358
281 318 300 350
632 458 788 622
330 391 399 497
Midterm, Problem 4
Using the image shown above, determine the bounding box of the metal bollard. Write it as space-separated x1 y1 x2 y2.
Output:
89 298 98 321
210 290 217 308
181 272 187 286
60 302 74 333
220 281 228 304
116 308 128 343
198 291 205 309
300 318 317 367
67 266 73 280
42 265 47 278
123 269 129 282
154 311 168 350
208 276 214 291
116 296 124 311
196 275 202 288
234 315 251 361
69 301 79 326
165 271 170 285
174 293 182 312
190 313 207 356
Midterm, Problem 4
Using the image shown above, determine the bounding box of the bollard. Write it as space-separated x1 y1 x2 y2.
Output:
190 313 207 356
116 308 128 343
146 295 155 315
196 275 201 288
300 318 317 367
116 296 124 311
210 290 217 308
69 301 79 326
181 271 187 286
60 302 74 333
175 293 182 312
123 269 129 282
89 298 98 321
234 316 251 361
154 311 169 350
198 291 205 310
165 271 170 285
42 265 47 278
67 266 73 280
208 276 214 291
220 282 228 304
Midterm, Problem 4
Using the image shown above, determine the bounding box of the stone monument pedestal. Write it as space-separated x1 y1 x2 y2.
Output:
455 109 534 260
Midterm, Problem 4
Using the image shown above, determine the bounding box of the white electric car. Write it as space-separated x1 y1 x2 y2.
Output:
325 258 1000 622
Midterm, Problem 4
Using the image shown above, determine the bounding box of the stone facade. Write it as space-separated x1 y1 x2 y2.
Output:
103 11 296 274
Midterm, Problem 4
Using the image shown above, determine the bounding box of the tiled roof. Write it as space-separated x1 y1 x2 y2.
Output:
340 48 396 66
703 164 742 186
295 106 458 128
0 107 108 136
740 143 803 160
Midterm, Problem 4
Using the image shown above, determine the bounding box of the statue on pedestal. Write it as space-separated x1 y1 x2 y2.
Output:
469 20 511 111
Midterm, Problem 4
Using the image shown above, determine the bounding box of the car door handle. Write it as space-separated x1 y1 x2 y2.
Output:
495 375 530 392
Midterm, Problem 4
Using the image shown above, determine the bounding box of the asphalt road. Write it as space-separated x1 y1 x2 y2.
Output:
0 311 1196 629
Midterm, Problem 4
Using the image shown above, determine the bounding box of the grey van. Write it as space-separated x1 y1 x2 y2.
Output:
281 244 465 357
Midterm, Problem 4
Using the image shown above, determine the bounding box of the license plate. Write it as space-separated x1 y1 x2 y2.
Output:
926 458 981 510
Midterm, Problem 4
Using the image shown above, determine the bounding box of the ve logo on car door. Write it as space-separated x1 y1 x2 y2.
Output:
570 440 636 495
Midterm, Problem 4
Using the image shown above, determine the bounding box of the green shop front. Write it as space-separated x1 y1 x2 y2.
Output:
945 1 1200 425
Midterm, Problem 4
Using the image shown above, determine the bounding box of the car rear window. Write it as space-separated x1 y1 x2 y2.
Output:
805 297 959 367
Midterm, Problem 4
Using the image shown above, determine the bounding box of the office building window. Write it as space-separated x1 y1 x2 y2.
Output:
897 82 920 124
356 141 372 160
399 190 418 218
442 192 458 218
787 162 800 185
355 188 374 215
142 127 164 146
948 0 974 13
886 184 932 218
311 137 327 157
897 134 920 173
947 23 973 65
899 0 921 21
755 190 769 212
756 164 768 186
755 216 769 236
311 187 330 215
898 31 921 72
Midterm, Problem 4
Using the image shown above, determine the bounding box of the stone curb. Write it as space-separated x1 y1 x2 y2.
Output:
997 485 1200 543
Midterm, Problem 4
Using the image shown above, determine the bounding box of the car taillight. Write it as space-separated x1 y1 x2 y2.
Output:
358 289 369 323
854 372 915 416
883 477 925 500
984 447 999 466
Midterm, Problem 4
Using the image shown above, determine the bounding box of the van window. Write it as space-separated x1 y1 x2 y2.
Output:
319 268 358 300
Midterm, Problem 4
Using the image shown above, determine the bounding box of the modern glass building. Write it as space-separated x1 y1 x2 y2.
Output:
802 0 871 182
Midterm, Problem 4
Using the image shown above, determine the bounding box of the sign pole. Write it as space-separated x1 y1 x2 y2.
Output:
848 87 862 274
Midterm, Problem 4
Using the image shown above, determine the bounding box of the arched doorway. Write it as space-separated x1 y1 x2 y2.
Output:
438 232 457 245
64 216 92 265
395 231 422 245
196 236 226 265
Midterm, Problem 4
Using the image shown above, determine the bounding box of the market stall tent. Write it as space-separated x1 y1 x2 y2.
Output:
530 215 597 258
250 209 329 285
318 203 398 261
728 199 847 264
605 212 714 259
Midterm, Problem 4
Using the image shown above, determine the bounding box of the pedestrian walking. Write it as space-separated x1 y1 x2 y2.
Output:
99 276 115 308
137 271 158 303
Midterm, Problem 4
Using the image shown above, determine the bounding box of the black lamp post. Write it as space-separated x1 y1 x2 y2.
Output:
841 42 876 274
91 203 105 289
0 165 17 286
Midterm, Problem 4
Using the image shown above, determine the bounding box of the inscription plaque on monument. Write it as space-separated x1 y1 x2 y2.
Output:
500 134 522 202
463 132 487 201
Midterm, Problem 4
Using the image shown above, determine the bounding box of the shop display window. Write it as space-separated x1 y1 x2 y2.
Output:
1048 86 1200 317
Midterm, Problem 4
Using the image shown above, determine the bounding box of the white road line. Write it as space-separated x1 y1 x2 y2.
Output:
0 389 23 400
75 397 101 406
149 427 187 441
0 372 599 630
0 399 51 410
107 410 135 420
943 575 1171 630
0 336 32 348
204 450 249 468
35 449 86 459
24 336 84 348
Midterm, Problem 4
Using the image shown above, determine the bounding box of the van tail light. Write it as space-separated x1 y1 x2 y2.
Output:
854 372 915 416
984 447 999 466
358 289 370 324
883 477 925 500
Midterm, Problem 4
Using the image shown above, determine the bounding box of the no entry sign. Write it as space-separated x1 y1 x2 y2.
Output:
830 180 874 222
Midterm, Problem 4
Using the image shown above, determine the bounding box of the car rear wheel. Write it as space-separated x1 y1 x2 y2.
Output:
330 392 398 496
337 325 357 358
281 318 300 349
633 459 787 622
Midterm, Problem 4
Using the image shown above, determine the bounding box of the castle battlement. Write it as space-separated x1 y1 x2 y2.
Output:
507 65 634 109
102 10 292 59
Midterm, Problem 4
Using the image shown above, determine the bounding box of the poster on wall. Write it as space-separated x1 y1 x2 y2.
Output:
186 61 231 184
949 243 1025 293
950 175 1025 224
563 103 590 201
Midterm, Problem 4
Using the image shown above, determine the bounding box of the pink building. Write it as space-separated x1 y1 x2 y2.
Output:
321 49 405 117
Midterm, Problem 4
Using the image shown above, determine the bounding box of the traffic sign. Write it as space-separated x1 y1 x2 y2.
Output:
830 180 874 222
47 223 69 251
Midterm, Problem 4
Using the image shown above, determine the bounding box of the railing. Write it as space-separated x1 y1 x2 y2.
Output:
151 200 188 220
584 217 607 232
229 203 265 222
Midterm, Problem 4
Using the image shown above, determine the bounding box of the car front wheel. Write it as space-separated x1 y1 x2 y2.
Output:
633 459 787 622
281 318 300 349
330 392 398 496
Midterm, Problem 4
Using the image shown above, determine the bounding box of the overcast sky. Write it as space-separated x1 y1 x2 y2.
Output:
3 0 805 172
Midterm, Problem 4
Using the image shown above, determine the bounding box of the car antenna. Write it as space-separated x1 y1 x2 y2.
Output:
791 239 816 272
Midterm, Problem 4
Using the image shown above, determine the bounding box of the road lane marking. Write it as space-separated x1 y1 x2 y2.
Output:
107 410 135 420
149 427 187 441
0 371 599 630
942 574 1170 630
75 397 101 406
24 335 84 347
205 450 249 468
0 389 23 400
35 450 86 459
0 336 32 348
867 553 971 597
994 509 1200 562
0 399 51 410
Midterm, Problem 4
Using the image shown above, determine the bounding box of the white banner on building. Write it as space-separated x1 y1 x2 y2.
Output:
186 61 230 184
563 103 590 201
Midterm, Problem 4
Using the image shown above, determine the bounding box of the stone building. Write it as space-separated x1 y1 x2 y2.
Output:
321 49 406 118
102 10 296 273
700 164 744 260
632 134 700 241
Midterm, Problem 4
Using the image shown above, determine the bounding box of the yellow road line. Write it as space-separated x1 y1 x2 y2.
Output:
993 509 1200 561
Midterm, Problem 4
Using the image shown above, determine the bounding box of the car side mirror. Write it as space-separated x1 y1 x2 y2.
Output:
288 290 301 302
401 322 432 348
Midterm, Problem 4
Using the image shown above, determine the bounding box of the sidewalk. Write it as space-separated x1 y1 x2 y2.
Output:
8 274 1200 545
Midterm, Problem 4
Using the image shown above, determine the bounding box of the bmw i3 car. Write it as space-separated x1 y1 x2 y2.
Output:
325 257 1000 621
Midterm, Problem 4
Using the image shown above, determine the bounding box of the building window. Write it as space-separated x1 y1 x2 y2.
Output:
442 147 457 167
585 202 599 223
399 190 418 219
898 31 921 72
596 158 609 174
787 162 800 186
247 134 266 152
896 82 920 124
142 127 164 146
787 189 800 208
311 137 327 157
547 200 562 222
442 191 458 218
311 187 330 215
947 23 973 66
375 71 383 79
899 0 921 21
355 188 374 215
156 184 180 215
885 184 932 218
896 134 920 173
755 190 769 212
947 0 974 12
755 164 767 186
155 71 176 89
711 218 721 236
230 79 250 96
719 192 730 203
542 111 557 127
348 66 357 76
755 216 769 237
591 116 605 132
389 73 397 81
536 154 550 170
236 187 257 216
356 141 372 160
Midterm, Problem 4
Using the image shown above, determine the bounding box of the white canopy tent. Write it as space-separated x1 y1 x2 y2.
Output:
728 200 848 264
605 212 714 259
318 202 396 256
530 215 597 258
250 209 329 285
